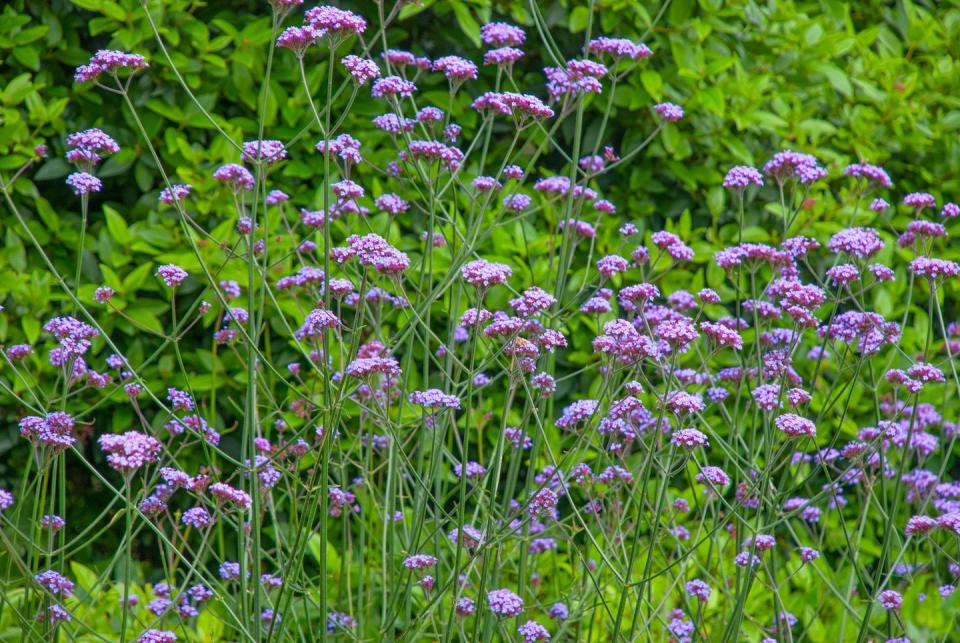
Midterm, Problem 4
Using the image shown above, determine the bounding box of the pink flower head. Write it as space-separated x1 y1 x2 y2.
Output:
276 26 322 53
66 172 101 195
903 192 936 209
775 413 816 438
843 162 892 187
481 22 526 47
242 140 287 165
461 259 512 288
517 620 550 642
484 47 525 68
828 227 884 259
671 428 709 449
341 55 380 84
472 92 554 120
371 76 416 99
487 588 524 616
723 165 763 189
156 264 188 288
432 56 478 83
213 164 255 191
304 6 366 38
654 102 684 122
98 431 162 473
408 389 461 410
586 37 652 60
877 589 902 611
75 50 148 83
763 150 827 184
159 184 192 205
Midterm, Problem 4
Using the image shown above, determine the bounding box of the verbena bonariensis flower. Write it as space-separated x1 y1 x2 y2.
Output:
341 55 380 84
517 620 550 642
156 264 188 288
586 36 652 60
844 162 892 188
481 22 526 47
371 76 416 99
723 165 764 189
75 50 147 83
158 183 191 205
409 389 461 409
98 431 162 473
241 140 287 165
304 6 366 38
66 172 101 195
654 102 684 122
213 163 255 191
763 149 827 184
487 588 524 616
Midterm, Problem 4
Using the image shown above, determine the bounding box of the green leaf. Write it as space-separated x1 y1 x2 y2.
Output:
123 262 154 292
640 70 663 100
22 316 39 344
70 561 98 594
103 205 131 245
814 63 852 97
450 2 481 48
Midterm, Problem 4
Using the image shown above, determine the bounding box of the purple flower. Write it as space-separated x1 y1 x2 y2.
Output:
213 163 255 191
481 22 526 47
66 172 101 195
654 102 684 121
723 165 763 189
877 589 902 611
484 47 525 68
242 140 287 165
455 597 475 616
433 56 478 82
75 50 148 83
341 55 380 84
159 184 191 205
671 428 709 449
843 163 892 188
461 259 512 288
99 431 162 473
402 554 437 570
371 76 416 99
156 264 188 287
686 579 711 601
587 37 652 60
517 620 550 642
775 413 816 438
409 389 461 410
35 570 74 597
136 630 177 643
473 92 554 120
182 506 212 529
903 192 936 209
304 6 366 37
764 150 827 184
487 588 524 617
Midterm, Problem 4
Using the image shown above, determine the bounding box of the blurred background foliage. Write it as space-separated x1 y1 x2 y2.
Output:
1 0 959 567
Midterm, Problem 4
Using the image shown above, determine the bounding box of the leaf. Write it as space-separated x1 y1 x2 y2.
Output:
125 307 163 334
569 6 590 33
70 561 99 594
450 2 480 48
640 70 663 99
103 205 131 245
21 316 39 344
123 262 154 292
814 63 852 97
